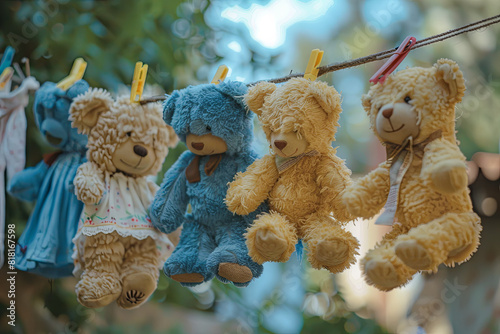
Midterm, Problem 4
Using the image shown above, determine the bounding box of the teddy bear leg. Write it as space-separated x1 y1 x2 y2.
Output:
116 236 160 310
395 212 482 271
300 213 359 274
76 231 124 308
206 221 264 287
163 219 215 286
361 226 417 291
245 211 298 264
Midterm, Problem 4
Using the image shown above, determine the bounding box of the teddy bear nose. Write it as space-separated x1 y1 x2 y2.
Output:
382 108 393 119
274 140 287 150
191 142 205 151
133 145 148 157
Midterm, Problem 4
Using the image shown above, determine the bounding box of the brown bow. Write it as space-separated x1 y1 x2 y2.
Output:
185 154 223 183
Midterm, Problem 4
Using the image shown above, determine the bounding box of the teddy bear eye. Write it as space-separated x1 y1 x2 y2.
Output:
206 126 212 132
126 131 132 137
404 96 412 104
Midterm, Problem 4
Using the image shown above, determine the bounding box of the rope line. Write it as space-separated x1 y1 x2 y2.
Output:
140 14 500 104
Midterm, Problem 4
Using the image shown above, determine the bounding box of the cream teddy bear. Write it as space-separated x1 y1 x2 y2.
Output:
226 78 359 274
70 88 179 309
342 59 482 291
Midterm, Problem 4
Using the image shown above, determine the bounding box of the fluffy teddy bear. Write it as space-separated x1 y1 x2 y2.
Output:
226 77 359 274
342 59 482 291
150 81 265 287
8 80 89 278
69 88 179 309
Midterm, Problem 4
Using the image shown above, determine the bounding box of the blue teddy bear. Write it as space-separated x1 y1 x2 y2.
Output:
150 81 266 287
8 80 89 278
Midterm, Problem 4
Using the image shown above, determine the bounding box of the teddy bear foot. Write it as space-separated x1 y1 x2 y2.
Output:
76 274 121 308
218 262 253 284
364 259 402 291
254 229 289 262
171 273 205 284
117 273 156 310
395 240 432 270
315 239 349 266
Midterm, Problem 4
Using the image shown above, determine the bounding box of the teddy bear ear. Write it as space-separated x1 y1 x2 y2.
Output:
69 88 112 134
361 92 372 114
308 80 342 115
434 58 466 103
163 91 180 126
245 81 276 116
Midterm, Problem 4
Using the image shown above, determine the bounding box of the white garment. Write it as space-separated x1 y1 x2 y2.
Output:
0 77 39 268
72 172 173 276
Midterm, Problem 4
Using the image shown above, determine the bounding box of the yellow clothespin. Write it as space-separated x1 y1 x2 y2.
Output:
130 61 148 103
303 49 324 81
57 58 87 90
210 65 229 85
0 67 14 90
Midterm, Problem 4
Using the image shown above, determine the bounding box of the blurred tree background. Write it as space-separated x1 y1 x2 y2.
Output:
1 0 499 333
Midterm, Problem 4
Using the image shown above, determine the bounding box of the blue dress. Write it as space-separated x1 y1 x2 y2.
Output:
8 80 89 278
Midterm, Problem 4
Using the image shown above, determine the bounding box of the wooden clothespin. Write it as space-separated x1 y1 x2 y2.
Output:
210 65 229 85
130 61 148 103
369 36 416 84
57 58 87 90
304 49 324 81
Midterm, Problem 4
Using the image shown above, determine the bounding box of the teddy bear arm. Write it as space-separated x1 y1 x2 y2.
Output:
316 156 355 222
421 138 468 194
342 162 391 218
226 155 278 215
73 162 105 205
149 152 192 233
7 160 49 202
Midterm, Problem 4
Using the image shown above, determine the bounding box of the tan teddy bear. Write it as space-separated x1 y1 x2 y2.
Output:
70 88 179 309
342 59 482 291
226 78 359 274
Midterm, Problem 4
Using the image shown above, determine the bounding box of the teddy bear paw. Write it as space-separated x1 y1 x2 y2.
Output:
254 229 289 262
342 191 365 217
218 262 253 284
170 273 205 284
364 259 401 291
430 161 467 194
76 273 121 308
117 272 156 310
315 239 350 268
395 240 432 270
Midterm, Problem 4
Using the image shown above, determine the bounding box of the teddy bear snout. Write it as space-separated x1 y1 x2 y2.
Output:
382 107 394 119
191 142 205 151
133 145 148 157
274 140 287 150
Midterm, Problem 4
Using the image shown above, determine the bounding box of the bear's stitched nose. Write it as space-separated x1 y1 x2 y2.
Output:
191 142 204 151
382 108 393 119
274 140 287 150
133 145 148 157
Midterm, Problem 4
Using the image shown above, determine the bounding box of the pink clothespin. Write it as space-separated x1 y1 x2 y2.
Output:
369 36 416 84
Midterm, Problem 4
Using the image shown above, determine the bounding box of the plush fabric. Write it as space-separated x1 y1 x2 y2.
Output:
69 88 179 309
7 80 87 278
226 78 359 274
342 59 482 291
150 81 265 287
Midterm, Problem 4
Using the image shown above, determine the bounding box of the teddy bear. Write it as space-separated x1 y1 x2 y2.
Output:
149 80 266 287
8 79 89 278
342 59 482 291
69 88 179 309
225 77 360 274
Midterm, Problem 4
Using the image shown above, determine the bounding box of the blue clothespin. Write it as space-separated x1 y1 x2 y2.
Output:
0 46 15 75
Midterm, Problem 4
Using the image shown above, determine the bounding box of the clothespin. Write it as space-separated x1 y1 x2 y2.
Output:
304 49 324 81
130 61 148 103
369 36 416 84
0 46 15 74
57 58 87 90
211 65 229 85
0 67 14 90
